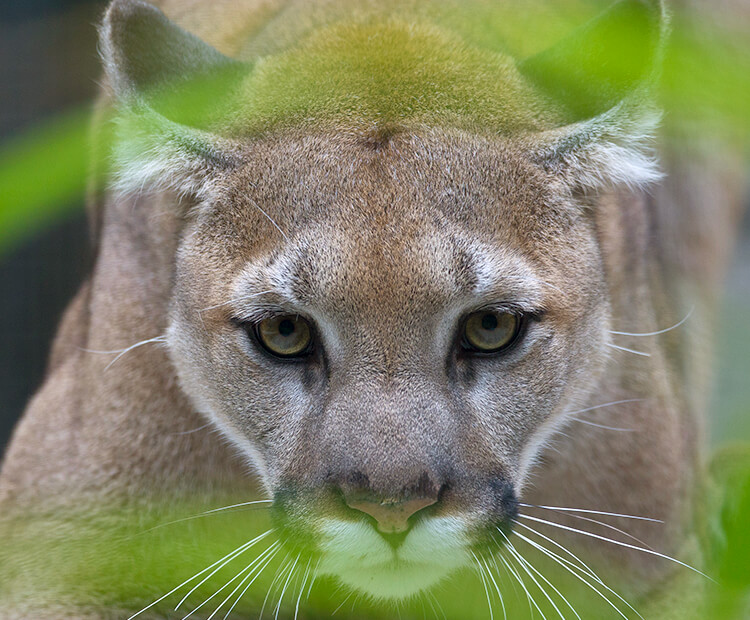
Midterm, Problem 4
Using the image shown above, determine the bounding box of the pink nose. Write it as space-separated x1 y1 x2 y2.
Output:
346 496 438 533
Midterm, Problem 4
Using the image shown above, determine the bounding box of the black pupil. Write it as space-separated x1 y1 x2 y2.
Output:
481 313 498 331
278 319 296 337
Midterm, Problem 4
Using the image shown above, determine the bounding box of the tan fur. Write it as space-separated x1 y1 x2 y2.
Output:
0 0 745 617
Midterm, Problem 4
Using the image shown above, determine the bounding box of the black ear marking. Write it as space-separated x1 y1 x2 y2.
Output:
519 0 664 122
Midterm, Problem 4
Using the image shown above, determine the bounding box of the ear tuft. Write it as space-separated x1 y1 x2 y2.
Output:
532 102 664 191
520 0 668 191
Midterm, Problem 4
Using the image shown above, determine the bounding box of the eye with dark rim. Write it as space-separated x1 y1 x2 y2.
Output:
461 310 526 354
246 315 315 360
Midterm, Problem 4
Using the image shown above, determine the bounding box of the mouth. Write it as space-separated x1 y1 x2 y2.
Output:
269 480 519 600
313 517 471 599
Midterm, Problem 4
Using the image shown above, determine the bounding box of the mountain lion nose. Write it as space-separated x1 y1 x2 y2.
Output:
345 495 438 533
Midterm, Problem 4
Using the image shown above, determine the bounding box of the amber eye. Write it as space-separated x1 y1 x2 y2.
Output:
254 315 313 358
462 310 522 353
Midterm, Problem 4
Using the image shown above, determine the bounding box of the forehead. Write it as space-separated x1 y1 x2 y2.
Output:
219 128 577 249
198 128 581 312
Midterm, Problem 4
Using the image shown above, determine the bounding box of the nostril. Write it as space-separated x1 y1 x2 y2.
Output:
345 495 438 534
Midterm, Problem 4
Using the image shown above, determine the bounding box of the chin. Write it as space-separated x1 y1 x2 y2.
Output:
316 517 471 600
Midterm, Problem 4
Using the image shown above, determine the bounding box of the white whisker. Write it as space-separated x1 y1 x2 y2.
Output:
139 500 272 535
305 559 320 601
80 335 167 371
515 525 645 620
173 423 213 435
190 541 280 620
503 549 545 619
202 500 273 515
563 399 645 417
605 343 651 357
513 530 635 620
294 559 312 620
249 198 290 242
568 417 635 432
471 551 494 620
273 554 300 620
609 307 694 337
514 522 602 583
259 553 291 619
501 532 567 620
518 504 662 524
199 290 275 313
126 530 271 620
331 591 355 616
521 507 657 550
481 558 507 620
518 514 713 581
222 544 282 620
504 531 582 620
176 531 273 610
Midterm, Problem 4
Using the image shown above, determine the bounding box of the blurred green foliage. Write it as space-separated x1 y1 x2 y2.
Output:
2 450 750 620
0 3 748 256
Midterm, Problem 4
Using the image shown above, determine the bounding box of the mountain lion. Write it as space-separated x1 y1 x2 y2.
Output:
0 0 745 617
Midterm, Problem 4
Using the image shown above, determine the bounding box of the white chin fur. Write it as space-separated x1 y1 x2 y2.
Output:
317 516 470 600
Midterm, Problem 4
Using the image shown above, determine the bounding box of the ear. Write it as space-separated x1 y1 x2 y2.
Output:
519 0 668 191
100 0 246 197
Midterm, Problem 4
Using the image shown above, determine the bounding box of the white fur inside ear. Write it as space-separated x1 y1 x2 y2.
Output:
536 102 664 191
109 105 235 199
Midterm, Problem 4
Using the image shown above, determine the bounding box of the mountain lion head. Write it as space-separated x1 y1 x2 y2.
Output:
98 0 668 601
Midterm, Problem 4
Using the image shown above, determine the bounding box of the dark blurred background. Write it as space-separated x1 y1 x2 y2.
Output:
0 0 105 453
0 0 748 460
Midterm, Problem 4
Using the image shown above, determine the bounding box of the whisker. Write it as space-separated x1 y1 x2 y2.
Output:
427 590 447 620
502 531 582 620
199 290 276 313
222 544 282 620
503 549 546 619
173 423 213 435
494 552 532 618
258 553 292 620
259 553 291 620
605 343 651 357
609 307 694 337
189 541 281 620
513 529 639 620
293 558 312 620
518 504 662 524
562 399 645 417
567 417 635 432
80 335 167 371
249 198 290 242
514 522 602 584
176 531 273 610
470 551 494 620
305 559 321 601
331 591 355 616
125 530 271 619
518 515 714 582
202 500 274 515
273 554 301 620
525 511 657 551
140 500 272 536
501 533 567 620
481 557 507 620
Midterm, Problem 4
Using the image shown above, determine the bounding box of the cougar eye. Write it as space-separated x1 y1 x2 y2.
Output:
462 310 522 353
253 315 313 358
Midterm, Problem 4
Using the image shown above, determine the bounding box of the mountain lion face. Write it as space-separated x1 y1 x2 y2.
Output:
96 0 667 601
165 130 611 596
